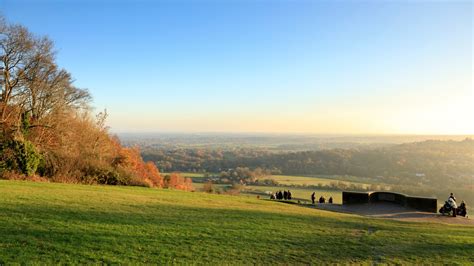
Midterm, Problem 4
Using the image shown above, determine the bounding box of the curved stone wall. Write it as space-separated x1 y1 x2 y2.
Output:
342 191 437 213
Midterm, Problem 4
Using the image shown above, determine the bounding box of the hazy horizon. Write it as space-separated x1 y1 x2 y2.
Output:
3 0 472 135
115 131 474 137
116 132 474 146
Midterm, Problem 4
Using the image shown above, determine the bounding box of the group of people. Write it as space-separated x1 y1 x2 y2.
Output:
270 190 292 200
446 193 468 217
311 192 333 204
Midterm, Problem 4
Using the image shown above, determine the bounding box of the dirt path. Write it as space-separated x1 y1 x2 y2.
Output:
312 202 473 225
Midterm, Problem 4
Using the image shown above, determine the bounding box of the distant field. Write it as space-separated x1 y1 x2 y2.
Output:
162 172 206 179
271 174 342 185
170 172 371 186
270 174 370 187
1 180 472 264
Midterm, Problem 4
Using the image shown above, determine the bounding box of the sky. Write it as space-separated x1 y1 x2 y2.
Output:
1 0 473 134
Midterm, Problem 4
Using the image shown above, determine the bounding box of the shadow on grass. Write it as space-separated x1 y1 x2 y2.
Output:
0 201 473 264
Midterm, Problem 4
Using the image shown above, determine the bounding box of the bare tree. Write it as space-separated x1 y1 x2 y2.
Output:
0 20 36 126
0 15 91 135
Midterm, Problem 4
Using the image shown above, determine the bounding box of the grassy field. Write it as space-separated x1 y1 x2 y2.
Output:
270 174 369 187
1 180 472 264
172 172 370 186
163 172 207 179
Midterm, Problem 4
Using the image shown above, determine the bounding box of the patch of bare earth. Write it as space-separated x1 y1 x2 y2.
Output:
312 202 473 225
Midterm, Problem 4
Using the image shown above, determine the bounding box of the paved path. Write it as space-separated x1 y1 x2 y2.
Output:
312 202 473 225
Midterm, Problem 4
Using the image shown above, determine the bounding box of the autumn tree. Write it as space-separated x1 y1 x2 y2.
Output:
0 15 188 190
164 172 194 191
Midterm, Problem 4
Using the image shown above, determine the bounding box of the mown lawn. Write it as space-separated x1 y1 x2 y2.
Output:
0 180 473 264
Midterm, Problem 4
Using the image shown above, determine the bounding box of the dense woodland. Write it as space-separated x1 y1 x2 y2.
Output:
142 139 474 204
142 139 474 189
0 17 192 190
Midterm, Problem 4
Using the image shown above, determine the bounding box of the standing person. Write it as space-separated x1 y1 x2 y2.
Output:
283 190 288 200
448 197 457 217
328 196 333 204
278 190 283 200
311 192 316 204
287 190 292 200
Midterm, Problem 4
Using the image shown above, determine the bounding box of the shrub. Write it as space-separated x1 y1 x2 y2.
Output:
203 181 215 193
81 165 129 185
163 173 194 191
0 171 49 182
0 138 42 176
114 146 163 187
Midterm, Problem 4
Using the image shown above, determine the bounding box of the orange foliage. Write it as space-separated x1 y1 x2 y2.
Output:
115 144 163 188
164 172 194 191
145 161 163 187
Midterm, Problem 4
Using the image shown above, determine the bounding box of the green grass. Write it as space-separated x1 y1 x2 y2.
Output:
162 172 207 179
168 172 370 187
1 180 472 264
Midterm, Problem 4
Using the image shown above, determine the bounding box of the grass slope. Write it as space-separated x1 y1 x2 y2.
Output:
0 180 473 264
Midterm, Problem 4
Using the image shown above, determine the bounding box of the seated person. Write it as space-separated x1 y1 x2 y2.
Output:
458 201 467 217
319 196 325 204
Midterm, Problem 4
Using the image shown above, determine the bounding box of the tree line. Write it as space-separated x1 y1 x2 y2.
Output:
0 16 192 190
142 138 474 189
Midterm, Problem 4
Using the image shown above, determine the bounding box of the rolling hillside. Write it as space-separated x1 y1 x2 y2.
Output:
0 181 473 264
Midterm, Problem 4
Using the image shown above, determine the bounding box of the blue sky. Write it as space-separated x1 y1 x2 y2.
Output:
2 0 472 134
